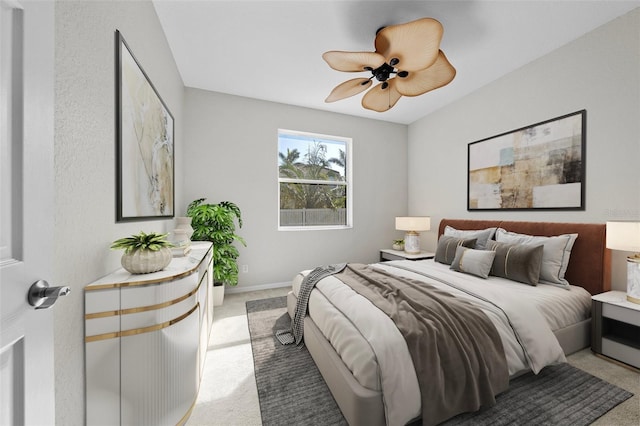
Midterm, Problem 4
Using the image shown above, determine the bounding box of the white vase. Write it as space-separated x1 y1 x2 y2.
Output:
174 217 194 245
121 247 172 274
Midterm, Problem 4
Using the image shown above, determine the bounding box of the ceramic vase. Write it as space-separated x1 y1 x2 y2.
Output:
121 247 172 274
174 217 194 244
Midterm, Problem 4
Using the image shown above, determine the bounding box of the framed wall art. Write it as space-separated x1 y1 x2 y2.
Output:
468 110 586 211
116 30 174 222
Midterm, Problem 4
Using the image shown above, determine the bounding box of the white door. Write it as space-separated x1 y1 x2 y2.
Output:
0 1 57 424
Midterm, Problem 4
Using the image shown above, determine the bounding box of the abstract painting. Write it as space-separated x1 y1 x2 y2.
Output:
468 110 585 211
116 30 174 221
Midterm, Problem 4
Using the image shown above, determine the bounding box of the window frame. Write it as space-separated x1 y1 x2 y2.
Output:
277 129 353 231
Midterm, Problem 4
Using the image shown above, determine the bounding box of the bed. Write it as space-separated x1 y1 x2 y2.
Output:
286 219 611 426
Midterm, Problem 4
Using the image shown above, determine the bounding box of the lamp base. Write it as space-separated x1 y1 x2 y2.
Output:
627 257 640 305
404 231 420 254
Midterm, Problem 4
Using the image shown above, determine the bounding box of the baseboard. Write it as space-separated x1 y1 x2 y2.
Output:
226 281 291 294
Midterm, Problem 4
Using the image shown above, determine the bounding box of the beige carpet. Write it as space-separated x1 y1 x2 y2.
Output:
187 288 639 426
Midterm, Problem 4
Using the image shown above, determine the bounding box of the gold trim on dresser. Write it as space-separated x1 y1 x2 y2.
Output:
85 303 199 343
177 399 197 426
85 269 209 320
85 265 200 291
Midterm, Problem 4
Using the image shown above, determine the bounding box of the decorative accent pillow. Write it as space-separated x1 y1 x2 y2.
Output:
435 236 477 265
444 226 497 250
487 240 544 286
495 228 578 288
450 246 496 279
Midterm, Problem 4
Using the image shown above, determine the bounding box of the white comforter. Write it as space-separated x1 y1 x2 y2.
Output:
292 259 592 426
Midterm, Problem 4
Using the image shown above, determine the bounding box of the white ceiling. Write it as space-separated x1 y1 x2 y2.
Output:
153 1 639 125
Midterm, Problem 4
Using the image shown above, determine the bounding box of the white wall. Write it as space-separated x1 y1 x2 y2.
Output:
183 89 408 288
54 1 184 424
408 8 640 290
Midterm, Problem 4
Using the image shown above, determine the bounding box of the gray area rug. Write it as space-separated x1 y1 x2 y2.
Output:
247 296 633 426
247 296 347 426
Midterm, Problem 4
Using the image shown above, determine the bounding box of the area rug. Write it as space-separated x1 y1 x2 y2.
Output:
247 296 347 426
247 296 633 426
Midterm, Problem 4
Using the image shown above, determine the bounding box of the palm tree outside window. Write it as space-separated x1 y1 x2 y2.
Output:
277 129 352 229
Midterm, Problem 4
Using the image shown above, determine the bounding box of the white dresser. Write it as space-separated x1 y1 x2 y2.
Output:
85 242 213 425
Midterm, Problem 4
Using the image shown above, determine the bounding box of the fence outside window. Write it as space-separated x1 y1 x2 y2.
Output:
280 208 347 227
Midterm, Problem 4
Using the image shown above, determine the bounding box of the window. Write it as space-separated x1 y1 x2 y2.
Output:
278 129 352 230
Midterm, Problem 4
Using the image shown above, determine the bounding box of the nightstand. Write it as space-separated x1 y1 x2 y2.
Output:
379 249 435 262
591 291 640 370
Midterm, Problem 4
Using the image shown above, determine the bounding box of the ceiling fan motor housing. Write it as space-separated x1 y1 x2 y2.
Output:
371 62 395 82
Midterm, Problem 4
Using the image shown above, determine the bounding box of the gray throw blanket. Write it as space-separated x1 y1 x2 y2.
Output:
335 264 509 426
275 263 346 346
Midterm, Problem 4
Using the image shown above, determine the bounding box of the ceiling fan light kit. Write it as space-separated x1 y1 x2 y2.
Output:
323 17 456 112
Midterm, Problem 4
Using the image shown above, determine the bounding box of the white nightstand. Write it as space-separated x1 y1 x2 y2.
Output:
591 291 640 370
379 249 435 262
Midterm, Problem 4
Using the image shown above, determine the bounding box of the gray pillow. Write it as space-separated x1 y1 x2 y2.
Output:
495 228 577 288
450 246 496 279
444 226 497 250
435 235 477 265
487 240 544 286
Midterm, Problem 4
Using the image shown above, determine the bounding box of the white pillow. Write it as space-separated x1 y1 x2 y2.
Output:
444 226 497 250
494 228 578 288
450 246 496 279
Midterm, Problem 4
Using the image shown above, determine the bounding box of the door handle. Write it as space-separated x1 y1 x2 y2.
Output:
28 280 71 309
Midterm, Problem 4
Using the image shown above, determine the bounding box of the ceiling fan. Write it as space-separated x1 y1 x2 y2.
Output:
322 17 456 112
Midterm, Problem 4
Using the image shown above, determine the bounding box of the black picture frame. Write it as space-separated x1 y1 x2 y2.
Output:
116 30 174 222
467 110 586 211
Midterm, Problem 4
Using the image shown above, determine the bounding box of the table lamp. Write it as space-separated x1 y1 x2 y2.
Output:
395 217 431 254
606 221 640 304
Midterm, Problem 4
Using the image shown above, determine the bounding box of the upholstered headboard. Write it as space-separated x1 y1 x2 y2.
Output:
438 219 611 295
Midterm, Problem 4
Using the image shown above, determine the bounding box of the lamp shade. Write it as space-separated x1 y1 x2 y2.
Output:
395 217 431 232
606 221 640 252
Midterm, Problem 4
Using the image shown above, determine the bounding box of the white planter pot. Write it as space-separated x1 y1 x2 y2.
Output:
121 247 172 274
213 284 225 306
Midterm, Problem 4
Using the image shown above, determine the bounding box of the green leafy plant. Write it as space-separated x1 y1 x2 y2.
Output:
110 231 174 254
187 198 246 286
393 239 405 245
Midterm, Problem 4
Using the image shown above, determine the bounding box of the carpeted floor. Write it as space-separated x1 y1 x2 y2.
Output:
247 295 634 426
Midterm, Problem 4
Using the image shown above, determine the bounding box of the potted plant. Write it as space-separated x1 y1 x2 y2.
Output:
392 238 405 251
110 231 174 274
187 198 246 305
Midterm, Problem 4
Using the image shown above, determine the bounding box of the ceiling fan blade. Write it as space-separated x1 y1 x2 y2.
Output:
395 50 456 97
322 51 385 72
325 78 372 103
375 17 443 72
361 79 402 112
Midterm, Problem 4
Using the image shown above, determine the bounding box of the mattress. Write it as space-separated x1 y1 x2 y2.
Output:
291 259 592 425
